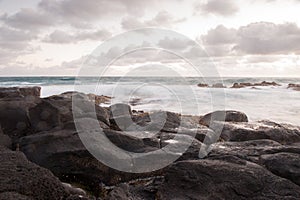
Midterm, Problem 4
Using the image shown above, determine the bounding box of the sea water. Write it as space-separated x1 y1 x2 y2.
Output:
0 76 299 125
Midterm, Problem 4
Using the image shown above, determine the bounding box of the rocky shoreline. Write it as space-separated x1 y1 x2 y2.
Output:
197 81 300 91
0 87 300 199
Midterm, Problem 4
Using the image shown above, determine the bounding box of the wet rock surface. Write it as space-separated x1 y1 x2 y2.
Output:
0 87 300 199
157 159 300 200
0 146 88 200
210 120 300 144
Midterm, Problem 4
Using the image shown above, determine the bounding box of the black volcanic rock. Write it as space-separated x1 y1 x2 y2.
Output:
260 152 300 186
29 94 110 132
157 159 300 200
207 139 300 163
0 146 70 199
0 126 11 149
19 128 162 193
0 86 41 99
0 100 32 140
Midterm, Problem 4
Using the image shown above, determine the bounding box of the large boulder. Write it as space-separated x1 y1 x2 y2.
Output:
157 159 300 200
0 87 41 140
200 110 248 126
211 120 300 144
0 100 33 140
0 146 70 199
29 94 110 132
207 139 300 186
19 128 162 194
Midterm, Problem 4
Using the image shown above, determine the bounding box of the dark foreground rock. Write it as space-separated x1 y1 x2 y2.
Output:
19 128 163 193
0 146 71 199
260 152 300 186
1 87 300 199
157 159 300 200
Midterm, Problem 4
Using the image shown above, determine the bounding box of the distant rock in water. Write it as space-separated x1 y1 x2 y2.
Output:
197 83 209 87
211 83 226 88
196 83 226 88
232 82 252 88
231 81 280 88
288 83 300 91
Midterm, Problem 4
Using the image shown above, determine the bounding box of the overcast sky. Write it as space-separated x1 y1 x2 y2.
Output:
0 0 300 77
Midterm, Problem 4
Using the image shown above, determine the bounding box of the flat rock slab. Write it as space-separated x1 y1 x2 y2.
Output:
157 159 300 200
210 120 300 144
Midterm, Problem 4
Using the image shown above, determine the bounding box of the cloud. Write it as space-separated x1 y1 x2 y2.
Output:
38 0 161 26
0 26 38 63
1 8 54 31
195 0 239 16
43 29 112 43
201 25 237 45
121 11 186 30
0 26 37 49
201 22 300 56
235 22 300 54
158 37 194 50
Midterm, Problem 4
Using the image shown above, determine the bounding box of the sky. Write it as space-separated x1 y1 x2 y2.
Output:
0 0 300 77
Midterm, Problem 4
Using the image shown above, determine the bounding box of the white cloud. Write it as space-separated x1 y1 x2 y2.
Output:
43 29 111 44
201 22 300 56
121 11 186 30
1 8 54 31
195 0 239 16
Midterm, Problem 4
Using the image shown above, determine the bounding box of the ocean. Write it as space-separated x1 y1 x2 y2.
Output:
1 76 300 125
